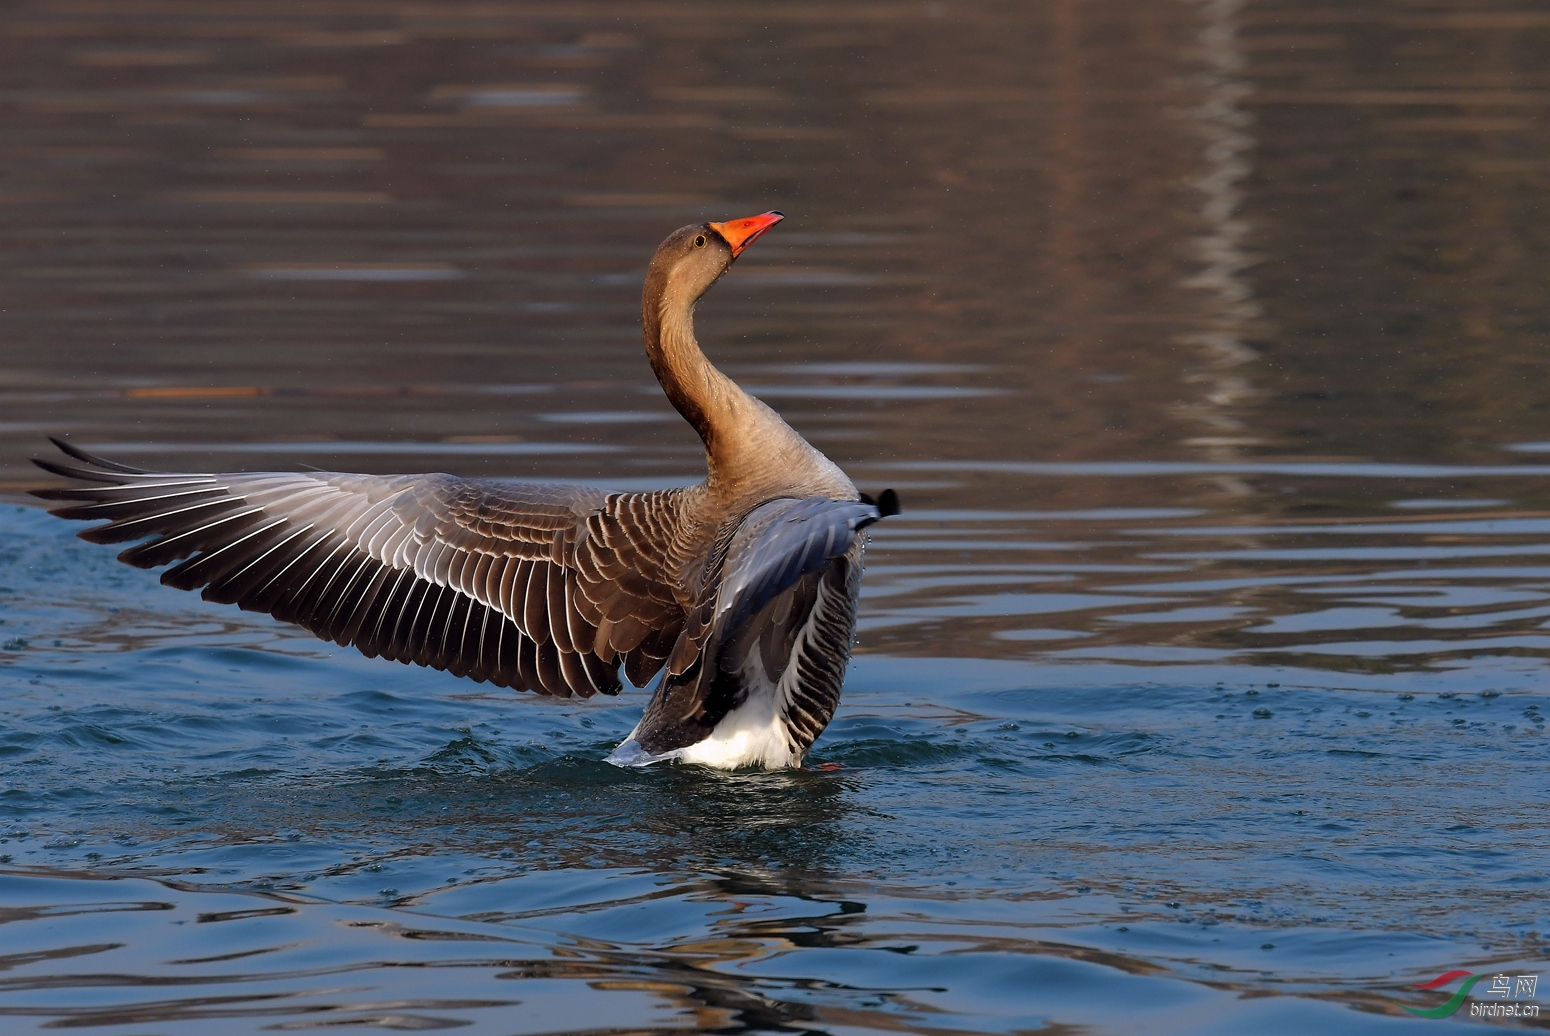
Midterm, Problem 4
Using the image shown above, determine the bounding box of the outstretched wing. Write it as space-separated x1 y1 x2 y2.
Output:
667 496 879 670
632 496 880 754
31 439 688 697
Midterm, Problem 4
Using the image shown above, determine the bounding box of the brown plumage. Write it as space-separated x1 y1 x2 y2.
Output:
32 211 893 769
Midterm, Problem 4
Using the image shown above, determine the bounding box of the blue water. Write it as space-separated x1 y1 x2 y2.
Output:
4 491 1547 1032
5 0 1550 1028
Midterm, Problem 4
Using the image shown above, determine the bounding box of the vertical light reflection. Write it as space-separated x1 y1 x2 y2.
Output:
1045 0 1098 347
1178 0 1263 482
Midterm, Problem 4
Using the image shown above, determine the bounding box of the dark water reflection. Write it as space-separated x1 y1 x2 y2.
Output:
3 0 1550 1032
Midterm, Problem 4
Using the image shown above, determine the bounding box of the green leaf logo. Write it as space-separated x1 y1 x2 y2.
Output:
1405 971 1486 1019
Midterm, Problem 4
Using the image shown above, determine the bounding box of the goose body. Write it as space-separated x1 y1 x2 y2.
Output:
32 212 894 770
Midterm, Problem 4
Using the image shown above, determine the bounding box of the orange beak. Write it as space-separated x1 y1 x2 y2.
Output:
709 210 784 257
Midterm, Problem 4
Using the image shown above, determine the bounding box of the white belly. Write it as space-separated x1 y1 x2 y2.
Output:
673 689 802 769
607 670 801 770
606 544 851 771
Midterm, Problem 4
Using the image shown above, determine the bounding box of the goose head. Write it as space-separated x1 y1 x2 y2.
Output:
645 210 784 305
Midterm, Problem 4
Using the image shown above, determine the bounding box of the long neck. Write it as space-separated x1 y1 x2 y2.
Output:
642 267 742 466
642 266 833 499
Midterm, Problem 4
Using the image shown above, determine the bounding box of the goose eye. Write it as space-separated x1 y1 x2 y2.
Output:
694 235 706 247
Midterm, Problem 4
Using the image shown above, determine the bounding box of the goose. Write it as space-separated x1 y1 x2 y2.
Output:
31 211 900 770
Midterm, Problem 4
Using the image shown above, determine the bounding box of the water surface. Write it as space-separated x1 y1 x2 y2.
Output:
2 0 1549 1032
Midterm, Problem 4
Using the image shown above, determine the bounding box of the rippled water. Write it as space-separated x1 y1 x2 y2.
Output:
3 0 1550 1032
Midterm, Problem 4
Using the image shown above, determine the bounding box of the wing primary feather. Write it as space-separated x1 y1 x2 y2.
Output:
370 570 415 660
276 537 353 621
47 484 224 520
31 457 168 484
428 582 458 668
431 584 464 669
421 583 459 666
33 450 693 700
245 529 339 613
31 477 215 502
118 506 266 567
405 582 446 665
448 598 475 678
454 597 482 678
470 605 494 683
78 495 238 545
440 590 473 674
205 522 318 606
461 599 487 678
30 458 121 484
47 438 154 474
430 589 458 671
386 576 431 662
318 553 377 643
163 516 289 590
338 563 393 648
